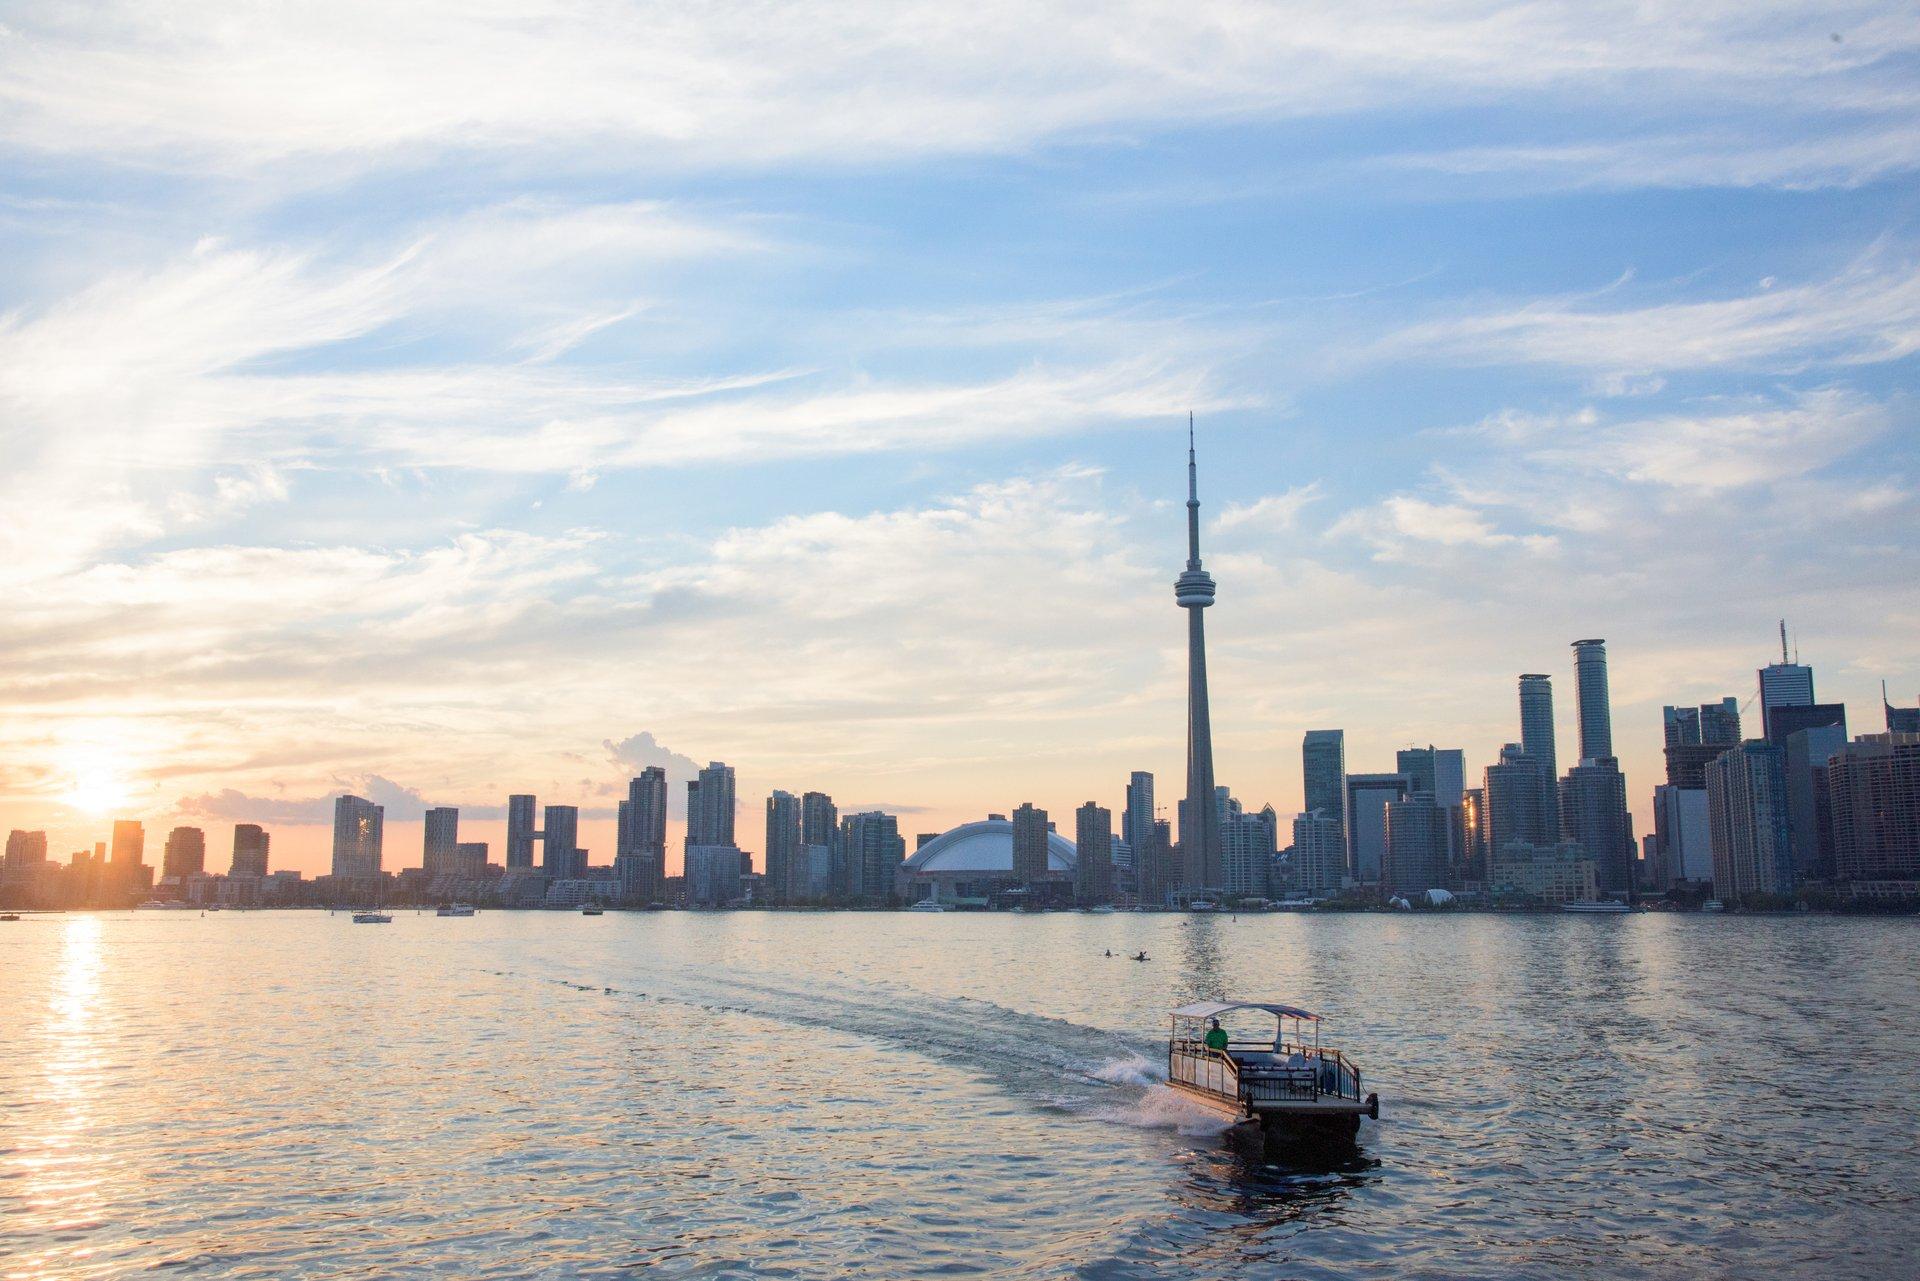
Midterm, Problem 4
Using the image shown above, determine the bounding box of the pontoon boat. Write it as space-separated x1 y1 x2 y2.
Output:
1167 1000 1378 1144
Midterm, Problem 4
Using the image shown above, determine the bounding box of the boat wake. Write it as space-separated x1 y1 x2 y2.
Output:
1092 1084 1238 1137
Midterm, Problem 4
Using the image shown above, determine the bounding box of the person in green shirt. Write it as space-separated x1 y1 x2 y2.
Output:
1203 1019 1229 1052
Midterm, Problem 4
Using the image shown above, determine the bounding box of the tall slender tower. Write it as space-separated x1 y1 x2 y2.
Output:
1571 639 1614 762
1175 418 1223 891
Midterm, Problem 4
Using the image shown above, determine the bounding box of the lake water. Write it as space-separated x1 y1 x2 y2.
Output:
3 910 1916 1278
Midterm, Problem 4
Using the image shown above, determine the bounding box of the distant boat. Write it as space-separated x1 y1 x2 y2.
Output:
580 904 605 916
1188 900 1219 913
907 900 949 912
1701 899 1726 913
1084 904 1117 914
0 913 19 922
136 900 191 911
1562 900 1631 914
436 904 476 917
351 911 393 924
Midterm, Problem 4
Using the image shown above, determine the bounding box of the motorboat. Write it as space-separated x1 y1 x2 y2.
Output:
1562 900 1631 914
580 904 605 916
136 900 191 910
907 899 949 912
436 904 477 917
1187 900 1219 912
0 913 20 922
1701 899 1726 913
1167 1000 1378 1145
1084 904 1117 914
351 911 393 924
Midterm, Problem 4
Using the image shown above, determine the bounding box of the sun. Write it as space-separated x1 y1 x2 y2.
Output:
61 758 132 817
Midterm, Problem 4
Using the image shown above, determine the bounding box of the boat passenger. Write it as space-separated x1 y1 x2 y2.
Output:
1204 1019 1229 1053
1105 949 1112 957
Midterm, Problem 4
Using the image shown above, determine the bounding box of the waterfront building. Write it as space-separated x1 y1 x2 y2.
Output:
423 807 459 879
616 768 668 904
1396 746 1465 805
162 827 206 881
1571 639 1614 763
1826 733 1920 897
1174 422 1223 893
1484 744 1551 861
765 790 801 904
6 829 49 868
111 819 147 892
1783 725 1847 882
900 817 1075 906
1705 742 1795 902
1011 803 1051 886
330 797 382 880
1560 761 1634 895
1345 773 1410 884
542 805 582 879
1289 811 1345 896
688 763 737 847
801 843 833 898
1490 842 1597 904
1123 771 1155 861
1074 802 1114 904
1301 731 1348 856
1518 674 1560 831
1458 788 1487 883
506 794 537 869
684 845 745 906
842 811 906 902
454 841 487 877
230 824 269 879
1220 803 1277 898
1652 784 1712 887
1382 794 1449 895
802 791 838 846
1135 818 1173 907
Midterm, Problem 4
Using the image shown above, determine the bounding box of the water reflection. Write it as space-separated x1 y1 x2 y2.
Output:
1176 915 1225 996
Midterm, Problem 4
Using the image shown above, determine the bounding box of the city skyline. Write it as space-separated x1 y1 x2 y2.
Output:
3 7 1917 878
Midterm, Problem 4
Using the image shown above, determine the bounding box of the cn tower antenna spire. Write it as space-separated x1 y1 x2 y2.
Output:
1186 412 1202 569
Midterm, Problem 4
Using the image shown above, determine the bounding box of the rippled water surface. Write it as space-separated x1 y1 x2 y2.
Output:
3 910 1916 1278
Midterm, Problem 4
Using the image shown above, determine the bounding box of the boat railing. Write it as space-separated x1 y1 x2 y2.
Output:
1170 1035 1364 1106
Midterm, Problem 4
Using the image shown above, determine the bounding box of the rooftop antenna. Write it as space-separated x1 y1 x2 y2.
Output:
1779 619 1789 665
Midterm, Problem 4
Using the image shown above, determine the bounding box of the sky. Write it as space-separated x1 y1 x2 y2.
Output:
2 2 1916 878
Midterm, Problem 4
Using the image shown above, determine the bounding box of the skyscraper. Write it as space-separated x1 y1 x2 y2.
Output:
1123 771 1155 864
617 769 668 903
229 824 269 879
1560 762 1633 894
1570 640 1613 763
687 762 737 847
1663 705 1702 747
1074 802 1113 905
842 811 905 901
1011 803 1050 885
1396 746 1464 805
1383 795 1448 895
506 794 537 870
801 791 838 846
1518 675 1560 830
111 819 145 870
542 805 581 879
1782 725 1847 882
1705 742 1795 902
1826 734 1920 896
423 806 459 878
1884 683 1920 735
1345 773 1410 884
1758 623 1814 741
1289 811 1345 896
331 796 383 880
1174 421 1222 892
765 790 801 904
1698 697 1742 745
1220 802 1277 897
1484 744 1550 863
162 827 205 880
1301 731 1347 854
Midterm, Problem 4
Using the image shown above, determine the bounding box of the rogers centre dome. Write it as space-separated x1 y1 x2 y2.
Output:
902 818 1077 875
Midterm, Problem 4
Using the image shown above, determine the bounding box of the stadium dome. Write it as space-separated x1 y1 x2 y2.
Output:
903 818 1077 875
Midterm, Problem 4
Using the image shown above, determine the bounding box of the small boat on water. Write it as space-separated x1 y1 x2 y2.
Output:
436 903 477 917
351 911 393 924
1167 1000 1378 1145
136 900 191 911
1562 900 1631 914
0 913 20 922
1187 900 1219 913
1701 899 1726 913
908 899 949 912
1084 904 1117 914
580 904 605 916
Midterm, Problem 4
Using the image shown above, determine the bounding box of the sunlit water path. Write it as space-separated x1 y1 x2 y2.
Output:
3 911 1915 1278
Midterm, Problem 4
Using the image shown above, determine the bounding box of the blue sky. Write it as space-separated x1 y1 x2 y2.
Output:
1 2 1915 872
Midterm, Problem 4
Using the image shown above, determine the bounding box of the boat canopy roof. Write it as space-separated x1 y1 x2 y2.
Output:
1170 999 1318 1022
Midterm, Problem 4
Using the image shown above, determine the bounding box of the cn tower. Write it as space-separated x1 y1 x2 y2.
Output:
1175 416 1223 892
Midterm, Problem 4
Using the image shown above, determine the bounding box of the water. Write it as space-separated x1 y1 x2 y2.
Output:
3 910 1915 1279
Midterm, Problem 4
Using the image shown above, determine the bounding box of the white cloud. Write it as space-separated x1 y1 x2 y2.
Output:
1213 484 1323 535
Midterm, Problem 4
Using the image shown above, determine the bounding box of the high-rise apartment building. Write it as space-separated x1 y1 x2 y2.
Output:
1074 802 1113 905
687 763 737 848
1559 761 1633 894
1221 803 1277 897
1011 803 1050 885
229 824 269 879
1699 697 1742 745
1484 744 1551 864
1289 811 1345 896
423 807 459 879
1301 731 1347 856
1826 734 1920 897
330 796 383 880
1571 639 1614 763
1518 674 1560 830
1652 784 1712 887
1705 742 1795 902
506 794 537 870
1383 795 1449 895
162 827 206 880
542 805 581 879
765 790 802 904
1782 725 1847 882
111 819 145 870
1395 746 1465 805
842 811 905 901
6 830 49 868
616 768 668 903
1123 771 1155 854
